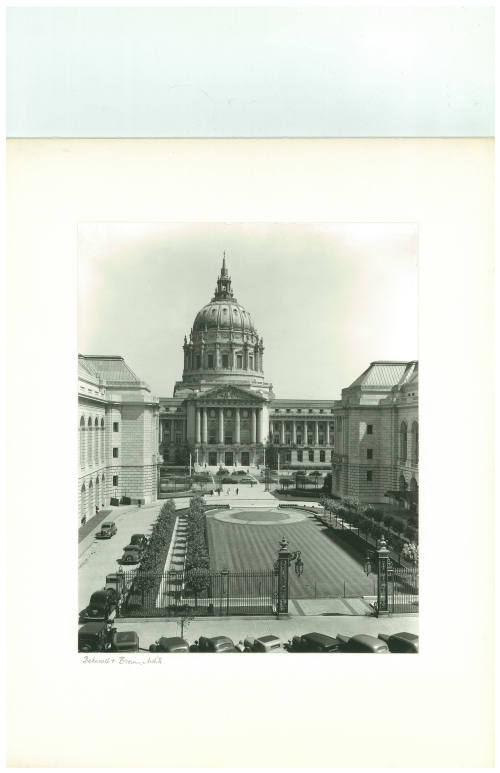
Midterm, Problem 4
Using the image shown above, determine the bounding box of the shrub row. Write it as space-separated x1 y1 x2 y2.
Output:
185 496 210 573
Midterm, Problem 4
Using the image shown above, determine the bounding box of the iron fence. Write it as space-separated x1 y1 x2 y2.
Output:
118 568 277 617
389 565 419 614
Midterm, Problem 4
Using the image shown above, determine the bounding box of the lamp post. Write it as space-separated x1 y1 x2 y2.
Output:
274 536 304 619
364 534 391 617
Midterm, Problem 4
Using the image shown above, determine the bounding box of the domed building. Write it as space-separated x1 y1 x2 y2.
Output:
160 255 339 469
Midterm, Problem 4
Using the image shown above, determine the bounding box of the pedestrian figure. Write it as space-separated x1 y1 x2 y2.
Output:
236 488 239 496
95 505 99 514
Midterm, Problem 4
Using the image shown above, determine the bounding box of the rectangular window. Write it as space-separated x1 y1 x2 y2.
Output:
320 450 325 462
249 356 254 369
319 434 324 445
209 435 216 445
367 424 373 435
196 355 201 369
367 449 373 459
175 433 182 445
113 422 119 432
307 435 313 445
222 354 229 368
273 434 280 444
237 354 242 369
367 471 373 482
308 450 314 462
285 451 291 462
112 447 118 458
224 434 233 445
297 450 303 462
207 354 214 369
112 475 119 486
296 435 302 445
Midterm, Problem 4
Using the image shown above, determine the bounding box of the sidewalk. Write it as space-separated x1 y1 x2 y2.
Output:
113 610 419 650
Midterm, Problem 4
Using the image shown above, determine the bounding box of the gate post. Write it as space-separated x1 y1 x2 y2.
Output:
376 535 391 616
275 538 291 618
273 536 303 619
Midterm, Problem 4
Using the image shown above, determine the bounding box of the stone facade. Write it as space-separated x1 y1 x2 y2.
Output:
78 356 160 522
331 361 418 504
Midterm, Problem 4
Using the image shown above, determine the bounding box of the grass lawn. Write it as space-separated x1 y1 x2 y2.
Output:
206 509 376 599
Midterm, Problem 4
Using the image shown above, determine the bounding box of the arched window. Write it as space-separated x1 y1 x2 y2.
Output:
399 421 408 462
100 418 105 462
411 421 419 464
80 483 86 520
410 477 418 492
88 478 93 518
399 474 407 491
94 418 99 464
95 476 100 511
79 416 85 467
87 417 92 465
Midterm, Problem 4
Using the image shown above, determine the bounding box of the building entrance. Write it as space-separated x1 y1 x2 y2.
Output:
208 451 217 466
241 451 250 467
225 451 234 466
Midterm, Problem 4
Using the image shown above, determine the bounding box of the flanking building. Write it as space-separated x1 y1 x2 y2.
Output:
78 355 160 522
331 361 418 504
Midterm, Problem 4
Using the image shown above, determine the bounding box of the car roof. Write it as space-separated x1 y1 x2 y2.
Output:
255 635 281 643
115 631 138 642
159 637 188 647
79 622 106 634
89 590 108 599
123 544 141 550
302 632 339 644
350 634 388 650
389 632 418 642
102 522 115 527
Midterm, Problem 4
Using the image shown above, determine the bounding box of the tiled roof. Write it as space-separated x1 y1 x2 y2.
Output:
78 357 99 380
349 362 414 389
79 356 141 384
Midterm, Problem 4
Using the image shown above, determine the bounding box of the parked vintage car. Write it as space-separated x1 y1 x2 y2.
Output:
129 533 148 550
120 545 144 565
378 632 419 653
197 635 238 652
336 634 389 653
78 622 139 652
149 637 190 653
78 622 111 652
79 589 117 623
95 521 117 539
286 632 341 653
251 634 284 652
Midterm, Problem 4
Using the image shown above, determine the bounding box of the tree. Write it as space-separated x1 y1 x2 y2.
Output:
279 477 291 493
322 473 332 493
266 443 280 471
310 471 322 490
185 567 211 608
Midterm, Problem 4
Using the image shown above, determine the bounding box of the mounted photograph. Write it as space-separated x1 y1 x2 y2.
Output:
78 222 419 655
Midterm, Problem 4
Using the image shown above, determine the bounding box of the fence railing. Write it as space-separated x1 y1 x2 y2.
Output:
118 568 277 618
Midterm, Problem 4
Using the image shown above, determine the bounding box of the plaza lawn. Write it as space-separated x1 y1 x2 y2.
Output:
206 509 375 599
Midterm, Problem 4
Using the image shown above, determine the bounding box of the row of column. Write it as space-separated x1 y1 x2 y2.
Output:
270 420 331 445
195 406 264 444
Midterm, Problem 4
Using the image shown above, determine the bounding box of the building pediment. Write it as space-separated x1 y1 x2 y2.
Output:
195 385 266 405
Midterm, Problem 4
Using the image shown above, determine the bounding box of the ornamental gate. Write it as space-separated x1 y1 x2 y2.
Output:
118 568 278 618
388 564 419 614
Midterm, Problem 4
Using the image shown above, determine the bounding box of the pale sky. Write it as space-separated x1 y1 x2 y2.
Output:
78 222 417 399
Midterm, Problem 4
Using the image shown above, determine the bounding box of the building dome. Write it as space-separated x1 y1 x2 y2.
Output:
176 254 267 396
193 300 256 334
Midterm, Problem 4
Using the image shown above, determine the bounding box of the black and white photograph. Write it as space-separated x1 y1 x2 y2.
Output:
5 5 494 769
78 222 418 655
